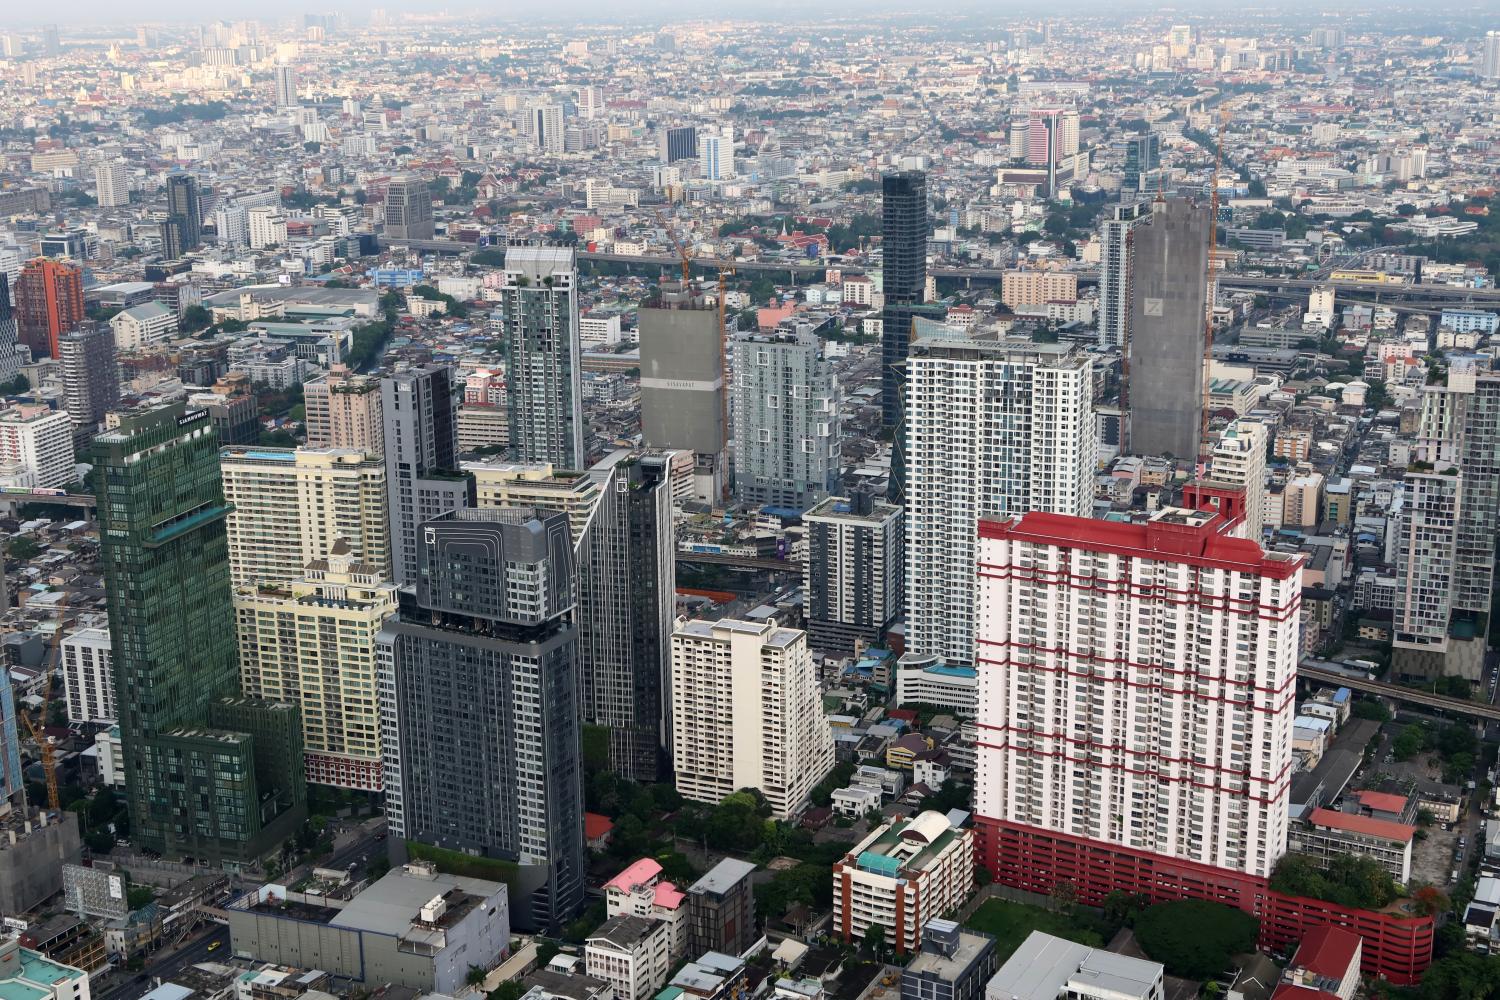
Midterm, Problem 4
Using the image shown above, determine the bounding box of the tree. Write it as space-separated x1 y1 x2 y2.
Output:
489 983 528 1000
862 924 886 956
180 305 212 333
1049 880 1078 914
5 537 41 560
1133 900 1257 979
127 885 155 910
1351 699 1391 722
1392 724 1426 761
466 966 488 987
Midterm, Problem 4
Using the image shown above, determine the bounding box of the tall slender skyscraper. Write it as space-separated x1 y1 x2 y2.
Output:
1097 202 1149 350
57 326 119 439
638 281 726 503
497 246 584 469
381 364 465 588
15 257 84 359
273 64 297 108
379 508 585 933
880 171 929 429
166 174 203 252
1121 133 1161 198
94 160 130 208
93 404 307 864
1482 30 1500 81
0 280 20 383
384 175 434 241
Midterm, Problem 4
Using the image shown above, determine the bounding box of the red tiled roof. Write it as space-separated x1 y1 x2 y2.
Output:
1356 790 1408 815
1307 808 1415 842
584 812 615 841
1293 924 1362 980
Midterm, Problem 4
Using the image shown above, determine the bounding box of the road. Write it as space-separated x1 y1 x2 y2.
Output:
93 925 231 1000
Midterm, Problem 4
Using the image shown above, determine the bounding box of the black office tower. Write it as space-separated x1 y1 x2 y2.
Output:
166 174 202 252
880 171 928 430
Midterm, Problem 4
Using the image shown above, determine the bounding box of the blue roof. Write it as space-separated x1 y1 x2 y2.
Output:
241 450 297 461
926 664 977 678
1333 688 1350 703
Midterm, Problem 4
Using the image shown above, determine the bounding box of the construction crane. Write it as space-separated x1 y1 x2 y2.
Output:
1199 103 1233 466
715 260 737 504
652 207 694 286
16 590 72 812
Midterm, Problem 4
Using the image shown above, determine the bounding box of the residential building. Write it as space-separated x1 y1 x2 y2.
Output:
1287 809 1414 885
833 811 974 953
1025 108 1080 194
881 170 929 429
496 246 584 469
0 405 75 488
893 656 977 716
999 270 1077 310
732 328 839 510
903 335 1094 665
94 160 129 208
686 859 757 959
221 447 391 586
802 493 903 654
974 505 1301 888
93 404 307 864
382 364 466 588
1207 418 1269 539
57 327 119 440
0 940 91 1000
248 207 287 249
109 301 177 350
699 128 735 181
273 64 297 108
304 367 384 455
15 258 84 359
985 932 1163 1000
385 175 435 241
604 858 687 961
61 626 115 725
1483 30 1500 80
638 281 726 503
585 916 671 1000
0 677 18 805
532 105 565 155
671 618 834 818
235 544 398 791
457 404 509 454
1279 926 1361 1000
226 863 509 995
0 282 19 383
1127 198 1211 460
900 920 996 1000
1097 202 1149 350
378 509 584 932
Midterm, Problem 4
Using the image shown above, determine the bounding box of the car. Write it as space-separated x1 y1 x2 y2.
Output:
206 941 221 952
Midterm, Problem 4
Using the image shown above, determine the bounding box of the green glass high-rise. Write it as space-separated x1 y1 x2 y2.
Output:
94 404 306 866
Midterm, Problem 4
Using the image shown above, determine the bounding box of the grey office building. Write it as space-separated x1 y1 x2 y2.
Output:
901 920 997 1000
497 246 585 469
577 452 676 782
803 493 903 655
1097 202 1149 351
638 281 725 500
166 174 202 251
1126 198 1209 461
686 859 757 958
382 365 468 587
732 328 838 511
58 326 119 439
0 281 20 383
659 126 698 164
385 175 435 241
378 508 584 933
881 171 928 428
1121 134 1161 199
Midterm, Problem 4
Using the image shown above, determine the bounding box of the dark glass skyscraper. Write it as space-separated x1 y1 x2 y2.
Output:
382 364 466 587
379 508 585 933
1122 134 1161 198
880 171 928 429
93 404 306 864
166 174 202 252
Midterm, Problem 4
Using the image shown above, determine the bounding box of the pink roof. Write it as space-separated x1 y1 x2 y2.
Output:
653 882 685 910
604 858 663 894
1293 924 1362 980
1308 808 1415 843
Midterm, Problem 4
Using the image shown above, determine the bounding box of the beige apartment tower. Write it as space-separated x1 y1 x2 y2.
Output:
304 366 385 456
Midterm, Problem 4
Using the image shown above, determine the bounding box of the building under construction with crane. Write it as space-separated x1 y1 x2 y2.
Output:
638 280 727 503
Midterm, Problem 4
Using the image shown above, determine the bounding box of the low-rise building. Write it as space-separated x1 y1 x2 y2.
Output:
894 656 977 717
604 859 687 961
1287 809 1414 885
0 938 91 1000
584 915 671 1000
900 919 995 1000
686 860 757 960
832 811 974 953
1275 925 1361 1000
985 932 1162 1000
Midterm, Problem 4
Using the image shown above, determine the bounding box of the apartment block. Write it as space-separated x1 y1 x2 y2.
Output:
61 626 115 725
304 367 385 455
0 405 75 489
833 811 974 953
803 493 903 655
585 915 671 1000
999 270 1077 309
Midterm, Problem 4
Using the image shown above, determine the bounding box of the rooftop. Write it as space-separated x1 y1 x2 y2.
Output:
987 931 1162 1000
689 858 757 897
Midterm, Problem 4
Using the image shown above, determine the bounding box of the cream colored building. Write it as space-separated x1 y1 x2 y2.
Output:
670 617 834 818
999 270 1078 309
466 459 600 541
1208 417 1268 539
456 404 509 454
304 367 385 455
221 446 391 586
832 811 974 953
234 543 398 790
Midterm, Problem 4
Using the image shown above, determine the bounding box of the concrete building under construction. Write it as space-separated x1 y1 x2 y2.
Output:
638 281 726 502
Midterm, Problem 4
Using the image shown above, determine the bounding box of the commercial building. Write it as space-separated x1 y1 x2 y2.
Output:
903 335 1094 665
1287 809 1415 885
1097 202 1149 350
0 939 91 1000
378 509 584 932
671 618 834 818
57 327 119 440
585 915 672 1000
900 919 996 1000
975 506 1300 881
384 175 435 241
226 863 509 995
61 626 115 725
880 171 928 429
109 302 177 351
732 328 838 511
0 282 19 383
221 447 391 587
832 811 974 953
303 367 384 455
0 405 75 489
686 859 757 959
15 258 84 359
985 931 1163 1000
93 404 307 864
382 364 466 588
0 810 83 915
496 246 585 469
802 493 903 654
893 656 977 716
698 128 735 181
235 543 398 791
659 125 698 164
1126 198 1211 460
638 281 726 503
165 174 203 253
1120 134 1161 199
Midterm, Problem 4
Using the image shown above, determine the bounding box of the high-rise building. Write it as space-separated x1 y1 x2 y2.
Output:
974 505 1302 888
61 626 115 725
1206 418 1268 540
0 672 18 806
638 281 726 503
802 493 903 655
532 105 565 155
273 64 297 108
93 404 307 864
94 160 129 208
304 367 385 455
1126 198 1210 461
0 281 21 383
42 24 60 55
1025 108 1079 195
1481 30 1500 80
235 542 398 791
382 364 466 588
384 175 434 241
670 618 834 819
1121 134 1160 198
496 246 584 469
0 404 75 488
880 171 929 429
903 335 1095 665
731 328 838 511
165 174 202 252
15 257 85 359
576 85 602 119
698 128 734 181
58 326 120 440
220 446 391 586
1097 202 1149 350
658 125 698 164
378 508 585 932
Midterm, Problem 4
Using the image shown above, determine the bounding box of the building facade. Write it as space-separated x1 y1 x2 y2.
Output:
803 493 903 654
497 246 585 469
61 626 115 725
732 329 838 511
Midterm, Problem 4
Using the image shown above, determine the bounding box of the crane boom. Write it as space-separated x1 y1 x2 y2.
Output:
652 207 693 285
